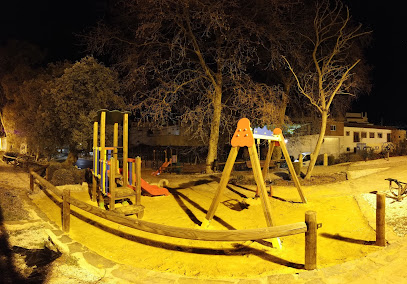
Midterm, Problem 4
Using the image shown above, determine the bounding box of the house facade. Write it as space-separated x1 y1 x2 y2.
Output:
286 113 405 159
129 122 204 147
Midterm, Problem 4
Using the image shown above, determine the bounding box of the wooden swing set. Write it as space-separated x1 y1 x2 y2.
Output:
201 118 307 247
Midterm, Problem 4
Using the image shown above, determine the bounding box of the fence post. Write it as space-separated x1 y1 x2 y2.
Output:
376 193 386 246
29 173 34 192
62 189 71 233
45 167 49 180
305 210 317 270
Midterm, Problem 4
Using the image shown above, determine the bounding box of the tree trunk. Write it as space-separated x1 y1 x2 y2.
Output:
205 87 222 173
278 83 290 127
62 146 78 167
304 111 328 180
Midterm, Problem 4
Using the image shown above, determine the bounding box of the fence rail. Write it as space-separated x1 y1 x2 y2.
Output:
30 170 318 270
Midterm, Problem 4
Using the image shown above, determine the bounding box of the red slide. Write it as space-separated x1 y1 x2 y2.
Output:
140 178 170 196
151 160 172 176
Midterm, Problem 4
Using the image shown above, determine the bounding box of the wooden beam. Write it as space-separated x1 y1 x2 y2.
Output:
248 145 274 227
262 141 274 178
277 133 307 203
203 146 239 225
109 157 116 211
62 189 71 233
113 122 118 162
30 173 34 192
122 113 129 187
100 112 106 161
135 156 141 206
376 193 386 246
305 211 317 270
30 170 308 241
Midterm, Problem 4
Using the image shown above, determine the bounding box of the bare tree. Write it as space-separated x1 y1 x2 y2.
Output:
85 0 292 173
283 0 371 179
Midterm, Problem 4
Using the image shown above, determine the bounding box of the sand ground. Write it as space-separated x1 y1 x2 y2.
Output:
2 156 407 282
29 157 407 279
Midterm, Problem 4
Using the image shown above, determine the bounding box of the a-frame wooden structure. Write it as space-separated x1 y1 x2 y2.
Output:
201 118 307 244
253 126 306 201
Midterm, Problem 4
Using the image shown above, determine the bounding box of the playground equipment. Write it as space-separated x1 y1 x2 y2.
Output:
385 178 407 201
201 118 307 247
151 159 172 176
252 126 305 199
92 109 145 217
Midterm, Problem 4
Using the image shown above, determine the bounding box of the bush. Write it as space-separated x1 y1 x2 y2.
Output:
316 154 324 165
337 153 365 163
51 169 75 186
47 162 63 181
328 155 335 165
50 166 86 186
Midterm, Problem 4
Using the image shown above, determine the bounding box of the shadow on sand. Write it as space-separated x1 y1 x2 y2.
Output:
41 184 303 270
0 203 61 283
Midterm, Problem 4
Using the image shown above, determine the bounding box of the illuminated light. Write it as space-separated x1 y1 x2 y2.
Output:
285 139 288 144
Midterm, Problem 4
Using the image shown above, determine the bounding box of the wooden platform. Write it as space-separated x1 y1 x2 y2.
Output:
110 186 137 200
111 204 145 217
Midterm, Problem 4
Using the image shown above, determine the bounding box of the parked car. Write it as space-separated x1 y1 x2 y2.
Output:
294 152 312 167
2 151 19 164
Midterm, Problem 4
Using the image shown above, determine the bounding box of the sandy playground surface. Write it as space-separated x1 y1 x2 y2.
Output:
21 156 407 279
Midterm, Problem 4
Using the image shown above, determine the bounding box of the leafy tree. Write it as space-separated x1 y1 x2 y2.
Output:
1 55 123 162
86 0 291 172
47 56 124 164
1 62 69 156
283 0 371 179
0 40 46 152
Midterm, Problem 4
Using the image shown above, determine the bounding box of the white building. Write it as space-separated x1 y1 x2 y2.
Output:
286 113 404 159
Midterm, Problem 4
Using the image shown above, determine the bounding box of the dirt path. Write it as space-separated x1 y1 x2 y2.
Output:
0 163 107 283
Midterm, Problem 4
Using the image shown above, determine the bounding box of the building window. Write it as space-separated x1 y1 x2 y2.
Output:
378 133 383 139
346 147 350 151
369 132 375 138
353 132 360 143
361 132 367 138
330 125 336 131
346 131 350 136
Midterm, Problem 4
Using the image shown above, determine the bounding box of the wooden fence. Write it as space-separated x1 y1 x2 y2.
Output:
29 170 318 270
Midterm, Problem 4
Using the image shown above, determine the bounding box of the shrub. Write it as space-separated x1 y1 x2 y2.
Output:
328 155 335 165
51 168 75 186
47 162 63 181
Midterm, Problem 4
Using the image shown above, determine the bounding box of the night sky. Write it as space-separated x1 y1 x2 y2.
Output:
0 0 405 127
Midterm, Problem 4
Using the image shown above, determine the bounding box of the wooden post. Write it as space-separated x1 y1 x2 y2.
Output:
276 132 307 203
123 113 129 187
262 141 275 184
62 189 70 233
135 157 142 206
248 145 274 227
323 153 328 166
45 167 49 180
305 210 317 270
299 154 303 172
92 175 97 202
109 157 116 211
92 121 98 202
376 193 386 246
113 122 119 162
30 173 34 192
100 111 106 161
203 146 239 226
